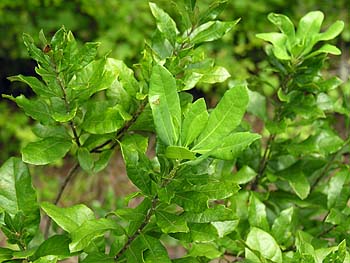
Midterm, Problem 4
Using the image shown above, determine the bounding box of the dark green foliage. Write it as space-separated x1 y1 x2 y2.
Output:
0 1 349 262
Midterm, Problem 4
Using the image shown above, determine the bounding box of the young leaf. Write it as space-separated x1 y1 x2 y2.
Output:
209 132 261 160
155 210 189 233
183 205 236 223
198 0 228 24
165 146 196 160
22 137 72 165
272 207 295 246
198 66 230 84
188 242 221 259
327 169 348 209
41 202 95 233
7 75 57 98
4 95 53 125
248 193 269 231
69 218 124 253
149 2 178 46
190 20 239 45
82 102 127 134
192 84 248 153
22 33 51 67
77 148 94 172
120 135 153 195
246 227 283 263
0 158 40 238
149 64 181 146
268 13 295 47
256 32 291 60
181 98 208 147
33 235 71 260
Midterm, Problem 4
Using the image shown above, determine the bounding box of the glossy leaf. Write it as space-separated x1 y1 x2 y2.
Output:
190 20 239 44
4 95 53 124
120 135 153 195
156 210 189 233
22 137 72 165
165 146 196 160
0 158 40 237
232 165 257 184
149 2 178 46
41 202 95 233
246 227 283 263
193 85 249 153
7 75 58 98
198 66 230 84
256 32 291 60
77 148 94 172
209 132 261 160
211 220 239 238
272 207 295 246
268 13 295 47
181 98 208 147
81 253 115 263
183 205 236 223
149 64 181 146
33 235 71 260
327 169 348 209
82 102 128 134
69 218 124 252
188 242 221 259
198 0 227 24
248 193 269 231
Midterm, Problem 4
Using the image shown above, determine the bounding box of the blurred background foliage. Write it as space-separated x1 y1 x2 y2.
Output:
0 0 349 206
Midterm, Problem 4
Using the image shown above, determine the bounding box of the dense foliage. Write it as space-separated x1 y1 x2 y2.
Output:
0 1 349 262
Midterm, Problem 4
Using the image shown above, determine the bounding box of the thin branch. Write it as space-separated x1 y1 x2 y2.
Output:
251 134 275 191
91 100 147 153
114 162 180 261
44 162 80 238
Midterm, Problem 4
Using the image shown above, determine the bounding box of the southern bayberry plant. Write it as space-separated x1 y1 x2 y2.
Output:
0 1 349 262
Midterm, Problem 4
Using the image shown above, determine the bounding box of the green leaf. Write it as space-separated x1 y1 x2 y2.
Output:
322 240 346 263
198 66 230 84
280 164 310 200
165 146 196 160
23 33 51 67
181 98 208 147
0 247 14 262
142 234 172 263
296 11 324 42
256 32 291 60
184 0 196 11
82 102 127 134
184 181 240 200
41 202 95 233
93 150 114 173
198 0 228 24
50 97 77 122
120 135 153 195
149 64 181 146
77 148 94 172
193 85 249 153
3 95 53 124
316 20 344 42
272 207 295 246
305 44 342 58
33 256 58 263
22 137 72 165
327 169 348 209
32 124 70 139
247 89 267 120
188 242 221 259
81 253 115 263
69 218 124 253
149 2 178 46
248 193 269 231
156 210 189 233
211 220 239 238
268 13 295 48
183 205 236 223
7 75 57 98
246 227 283 263
0 158 40 239
33 235 71 260
232 165 257 184
209 132 261 160
190 20 239 44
